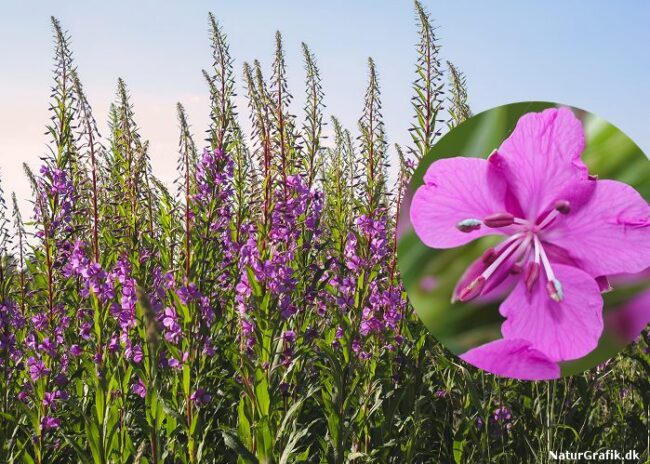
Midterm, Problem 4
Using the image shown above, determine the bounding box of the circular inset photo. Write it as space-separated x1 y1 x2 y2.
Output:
397 102 650 380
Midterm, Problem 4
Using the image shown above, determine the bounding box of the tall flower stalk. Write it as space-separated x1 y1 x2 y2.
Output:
0 6 647 464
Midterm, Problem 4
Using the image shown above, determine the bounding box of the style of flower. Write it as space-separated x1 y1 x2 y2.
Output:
410 108 650 379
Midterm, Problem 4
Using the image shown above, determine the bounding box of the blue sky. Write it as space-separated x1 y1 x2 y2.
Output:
1 1 649 212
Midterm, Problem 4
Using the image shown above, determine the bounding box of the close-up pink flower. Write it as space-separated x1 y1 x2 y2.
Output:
410 107 650 377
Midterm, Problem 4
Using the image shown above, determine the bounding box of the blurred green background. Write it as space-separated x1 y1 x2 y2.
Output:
397 101 650 376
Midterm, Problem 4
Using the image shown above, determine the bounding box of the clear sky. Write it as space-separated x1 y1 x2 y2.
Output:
1 1 649 216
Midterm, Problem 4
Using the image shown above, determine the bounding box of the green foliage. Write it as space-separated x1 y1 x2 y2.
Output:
446 61 472 128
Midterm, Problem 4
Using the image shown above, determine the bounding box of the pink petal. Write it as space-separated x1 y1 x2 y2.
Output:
500 264 603 362
410 157 508 249
492 107 595 220
460 338 560 380
545 179 650 277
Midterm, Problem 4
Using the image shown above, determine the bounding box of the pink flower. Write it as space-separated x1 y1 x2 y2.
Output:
40 415 61 432
411 108 650 373
190 388 211 406
27 357 50 382
132 378 147 398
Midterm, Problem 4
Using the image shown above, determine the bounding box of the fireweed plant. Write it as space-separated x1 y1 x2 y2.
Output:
410 108 650 380
0 3 648 463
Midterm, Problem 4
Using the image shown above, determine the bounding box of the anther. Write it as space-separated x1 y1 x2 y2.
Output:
524 262 540 292
483 212 515 228
458 276 486 302
554 200 571 214
546 278 564 302
456 219 482 233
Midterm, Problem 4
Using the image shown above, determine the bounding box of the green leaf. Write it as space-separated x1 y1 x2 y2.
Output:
221 429 259 464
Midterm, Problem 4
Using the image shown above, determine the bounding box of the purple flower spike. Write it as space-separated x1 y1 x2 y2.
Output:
411 108 650 364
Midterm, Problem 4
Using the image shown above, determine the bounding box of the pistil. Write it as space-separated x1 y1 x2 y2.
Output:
534 235 564 302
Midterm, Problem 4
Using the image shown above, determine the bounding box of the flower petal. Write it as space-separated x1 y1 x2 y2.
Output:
500 264 603 362
605 289 650 343
460 338 560 380
492 107 594 219
411 157 508 248
545 179 650 277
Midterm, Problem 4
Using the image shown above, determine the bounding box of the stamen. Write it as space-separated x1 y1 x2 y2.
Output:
524 262 540 292
535 236 555 280
534 236 564 302
458 276 486 302
457 218 482 233
554 200 571 214
537 210 559 229
481 248 497 266
482 234 531 281
457 234 523 302
537 200 571 230
483 212 515 228
546 279 564 302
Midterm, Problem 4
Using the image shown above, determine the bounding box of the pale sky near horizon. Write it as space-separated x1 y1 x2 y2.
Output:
1 1 649 218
